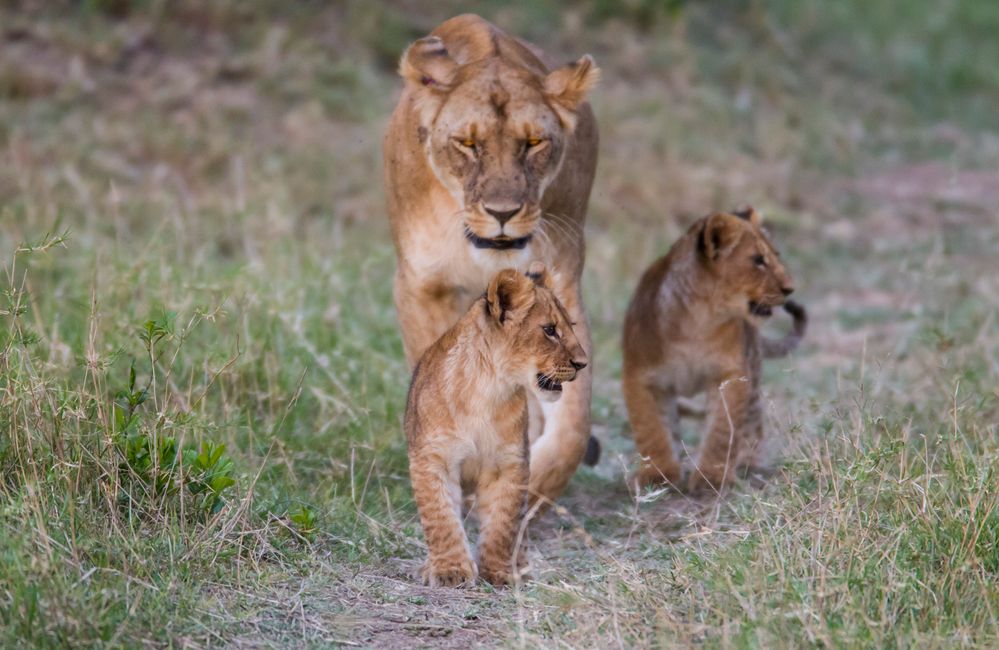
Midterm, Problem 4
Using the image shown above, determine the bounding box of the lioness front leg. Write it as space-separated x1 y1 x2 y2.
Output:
527 308 592 510
688 375 752 493
409 451 477 587
394 271 465 367
476 455 529 586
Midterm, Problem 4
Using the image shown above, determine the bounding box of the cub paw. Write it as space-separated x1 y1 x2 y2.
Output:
633 462 681 490
479 566 514 586
686 468 728 494
419 558 477 588
479 565 528 587
479 556 529 586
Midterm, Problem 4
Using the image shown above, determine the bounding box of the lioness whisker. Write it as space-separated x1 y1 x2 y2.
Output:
543 212 582 245
541 220 572 247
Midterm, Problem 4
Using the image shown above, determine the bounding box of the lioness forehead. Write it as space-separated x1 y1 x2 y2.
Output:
441 92 560 132
440 66 560 132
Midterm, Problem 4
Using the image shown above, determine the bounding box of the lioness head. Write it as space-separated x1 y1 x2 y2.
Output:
484 262 587 402
697 207 795 322
400 36 599 253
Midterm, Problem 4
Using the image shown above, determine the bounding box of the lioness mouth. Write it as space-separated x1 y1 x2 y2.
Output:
465 230 532 251
536 374 563 392
749 301 774 317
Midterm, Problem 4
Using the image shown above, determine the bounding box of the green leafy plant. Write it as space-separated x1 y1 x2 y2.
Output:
289 504 318 540
112 315 237 519
183 441 237 515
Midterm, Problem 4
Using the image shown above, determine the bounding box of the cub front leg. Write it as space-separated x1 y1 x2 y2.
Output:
394 270 466 368
409 448 476 587
476 455 529 586
624 374 682 489
688 375 752 493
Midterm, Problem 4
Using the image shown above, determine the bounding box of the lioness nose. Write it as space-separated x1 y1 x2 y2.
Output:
484 203 523 225
570 359 587 371
781 286 795 296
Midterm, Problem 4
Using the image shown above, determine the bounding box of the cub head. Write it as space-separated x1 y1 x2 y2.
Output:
484 262 587 402
399 36 599 255
697 207 796 323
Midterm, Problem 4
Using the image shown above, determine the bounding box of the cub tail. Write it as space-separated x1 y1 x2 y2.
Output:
762 300 807 358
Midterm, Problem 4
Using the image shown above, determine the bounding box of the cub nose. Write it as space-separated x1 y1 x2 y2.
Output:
483 203 523 225
781 286 794 296
570 359 588 371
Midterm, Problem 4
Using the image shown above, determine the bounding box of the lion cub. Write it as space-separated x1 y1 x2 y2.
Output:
622 207 807 493
405 262 587 587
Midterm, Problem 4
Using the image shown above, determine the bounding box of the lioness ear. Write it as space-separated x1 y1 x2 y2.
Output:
525 261 554 290
732 205 761 226
544 55 600 127
399 36 457 91
699 214 742 262
486 269 535 325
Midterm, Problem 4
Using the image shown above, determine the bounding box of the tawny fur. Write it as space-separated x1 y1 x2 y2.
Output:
622 208 807 493
406 264 586 587
385 14 600 508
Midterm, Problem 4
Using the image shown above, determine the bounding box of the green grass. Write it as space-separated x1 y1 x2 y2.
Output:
2 0 998 646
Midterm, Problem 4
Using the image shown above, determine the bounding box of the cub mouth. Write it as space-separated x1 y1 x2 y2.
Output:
465 230 532 251
536 374 563 393
748 301 775 318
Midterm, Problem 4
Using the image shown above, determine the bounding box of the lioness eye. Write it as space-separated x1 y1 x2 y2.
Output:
753 254 766 267
526 137 543 147
542 324 557 337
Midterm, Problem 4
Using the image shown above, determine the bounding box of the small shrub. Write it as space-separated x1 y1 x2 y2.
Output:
113 315 237 520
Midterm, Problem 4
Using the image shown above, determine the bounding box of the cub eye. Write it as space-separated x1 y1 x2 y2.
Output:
542 324 557 337
753 254 766 267
456 138 477 150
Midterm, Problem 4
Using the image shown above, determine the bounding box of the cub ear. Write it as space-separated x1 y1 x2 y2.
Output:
486 269 535 325
544 55 600 126
399 36 457 91
699 214 743 262
732 205 761 226
525 261 554 290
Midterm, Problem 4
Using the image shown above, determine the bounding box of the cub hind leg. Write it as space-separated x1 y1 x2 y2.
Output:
688 375 753 493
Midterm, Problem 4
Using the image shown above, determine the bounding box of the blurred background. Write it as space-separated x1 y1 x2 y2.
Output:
2 1 998 646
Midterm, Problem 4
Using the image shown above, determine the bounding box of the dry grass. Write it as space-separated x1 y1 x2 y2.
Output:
1 1 997 647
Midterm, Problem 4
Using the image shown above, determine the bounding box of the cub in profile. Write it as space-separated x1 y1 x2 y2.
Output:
406 263 587 587
622 207 807 493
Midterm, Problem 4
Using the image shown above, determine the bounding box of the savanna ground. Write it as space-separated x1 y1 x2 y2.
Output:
2 1 998 647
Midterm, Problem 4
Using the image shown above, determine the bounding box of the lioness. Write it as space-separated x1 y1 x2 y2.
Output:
622 208 807 492
406 263 586 587
384 14 600 507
